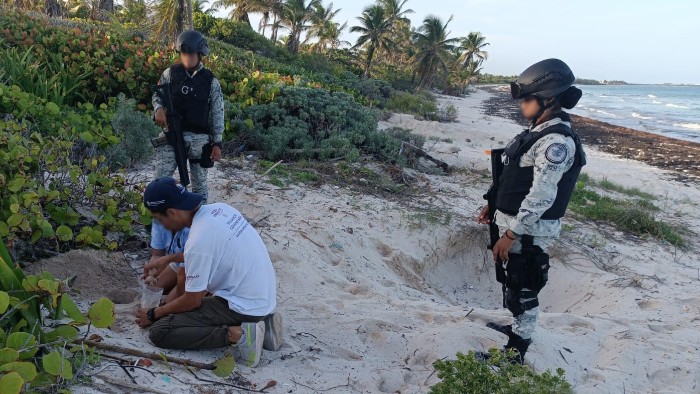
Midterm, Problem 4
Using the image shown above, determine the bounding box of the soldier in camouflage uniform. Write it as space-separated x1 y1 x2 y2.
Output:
153 30 224 202
478 59 587 363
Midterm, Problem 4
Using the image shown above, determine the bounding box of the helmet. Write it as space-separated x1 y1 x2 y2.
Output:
510 58 575 100
176 30 209 56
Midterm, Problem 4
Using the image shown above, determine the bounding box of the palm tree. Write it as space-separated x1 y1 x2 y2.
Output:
304 2 342 52
350 5 394 78
211 0 254 26
279 0 321 54
379 0 413 26
153 0 183 39
192 0 216 14
307 20 349 53
118 0 147 23
411 15 459 89
244 0 279 36
458 32 489 67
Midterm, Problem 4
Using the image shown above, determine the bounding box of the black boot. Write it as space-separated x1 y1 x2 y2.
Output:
478 323 531 365
504 334 531 365
486 322 514 336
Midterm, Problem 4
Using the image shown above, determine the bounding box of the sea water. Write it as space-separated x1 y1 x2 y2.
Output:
569 85 700 142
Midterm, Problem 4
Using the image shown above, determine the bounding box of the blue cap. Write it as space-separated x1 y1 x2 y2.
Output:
144 177 203 211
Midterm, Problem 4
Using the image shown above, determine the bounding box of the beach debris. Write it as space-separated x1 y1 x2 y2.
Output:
78 339 218 371
400 141 450 172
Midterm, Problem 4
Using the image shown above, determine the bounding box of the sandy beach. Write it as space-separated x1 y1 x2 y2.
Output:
54 88 700 393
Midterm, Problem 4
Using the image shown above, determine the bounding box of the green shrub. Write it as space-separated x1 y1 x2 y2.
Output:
436 103 458 122
105 93 161 168
0 86 147 250
385 90 438 117
430 351 573 394
196 12 290 61
239 87 421 163
0 41 89 107
0 239 115 391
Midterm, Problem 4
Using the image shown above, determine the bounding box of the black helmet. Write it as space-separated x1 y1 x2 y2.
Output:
510 58 575 100
176 30 209 56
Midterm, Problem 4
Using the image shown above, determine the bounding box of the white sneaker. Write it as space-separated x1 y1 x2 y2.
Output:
236 321 265 367
263 313 284 351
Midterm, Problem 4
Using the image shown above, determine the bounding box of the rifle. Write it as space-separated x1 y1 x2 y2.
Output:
485 148 505 249
152 83 190 188
484 148 506 307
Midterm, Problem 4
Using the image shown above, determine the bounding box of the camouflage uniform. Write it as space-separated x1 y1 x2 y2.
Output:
152 63 224 202
494 117 577 340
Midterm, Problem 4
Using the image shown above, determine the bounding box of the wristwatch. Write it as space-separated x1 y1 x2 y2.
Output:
147 308 157 323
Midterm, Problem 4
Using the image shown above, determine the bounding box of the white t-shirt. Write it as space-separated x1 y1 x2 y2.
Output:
184 203 277 317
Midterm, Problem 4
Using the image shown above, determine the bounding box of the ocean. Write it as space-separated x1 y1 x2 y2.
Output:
569 85 700 142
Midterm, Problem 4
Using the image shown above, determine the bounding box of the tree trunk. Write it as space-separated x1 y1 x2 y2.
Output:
176 0 185 37
98 0 113 12
260 12 269 35
186 0 193 29
45 0 63 16
287 26 300 54
363 44 375 78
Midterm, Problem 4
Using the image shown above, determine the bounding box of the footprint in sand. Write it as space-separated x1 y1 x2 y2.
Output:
637 299 663 310
377 371 413 393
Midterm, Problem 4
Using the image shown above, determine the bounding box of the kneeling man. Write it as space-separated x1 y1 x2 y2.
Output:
136 177 278 367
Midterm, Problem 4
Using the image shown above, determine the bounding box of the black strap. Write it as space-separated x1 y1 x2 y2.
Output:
521 234 534 248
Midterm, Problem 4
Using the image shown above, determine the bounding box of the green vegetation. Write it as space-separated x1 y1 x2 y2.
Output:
578 173 656 200
0 239 116 391
476 73 518 84
570 174 684 246
0 85 146 250
430 350 572 394
256 160 321 187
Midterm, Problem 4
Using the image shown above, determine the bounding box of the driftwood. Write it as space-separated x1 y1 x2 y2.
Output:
400 141 450 172
79 340 216 370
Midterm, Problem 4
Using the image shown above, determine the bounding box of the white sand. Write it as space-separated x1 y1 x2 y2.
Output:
76 89 700 393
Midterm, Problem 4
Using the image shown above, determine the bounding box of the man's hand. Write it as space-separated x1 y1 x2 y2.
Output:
135 307 153 328
477 205 490 224
154 108 167 127
492 233 515 262
142 255 172 280
211 145 222 161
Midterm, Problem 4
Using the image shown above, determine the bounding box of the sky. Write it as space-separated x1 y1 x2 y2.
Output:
215 0 700 84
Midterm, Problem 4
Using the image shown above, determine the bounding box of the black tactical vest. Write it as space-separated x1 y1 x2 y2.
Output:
495 117 586 220
169 63 213 134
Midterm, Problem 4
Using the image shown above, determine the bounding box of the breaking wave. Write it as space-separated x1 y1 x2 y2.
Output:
673 123 700 130
632 112 653 120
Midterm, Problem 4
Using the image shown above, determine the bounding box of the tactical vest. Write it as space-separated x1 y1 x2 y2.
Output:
169 63 213 134
495 120 586 220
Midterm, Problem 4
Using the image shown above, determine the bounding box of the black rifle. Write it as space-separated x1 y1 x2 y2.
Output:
152 83 190 187
484 148 505 249
484 148 506 307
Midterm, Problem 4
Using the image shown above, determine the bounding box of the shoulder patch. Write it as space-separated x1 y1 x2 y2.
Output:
545 143 568 164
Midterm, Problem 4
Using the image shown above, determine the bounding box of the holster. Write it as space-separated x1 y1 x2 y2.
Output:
189 143 214 168
495 235 550 305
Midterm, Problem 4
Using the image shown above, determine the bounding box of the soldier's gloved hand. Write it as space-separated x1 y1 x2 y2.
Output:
154 108 167 127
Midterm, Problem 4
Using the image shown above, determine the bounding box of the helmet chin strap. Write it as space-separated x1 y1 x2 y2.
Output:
529 97 559 126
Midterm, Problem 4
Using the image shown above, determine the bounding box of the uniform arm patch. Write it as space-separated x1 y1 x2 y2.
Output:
545 143 568 164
